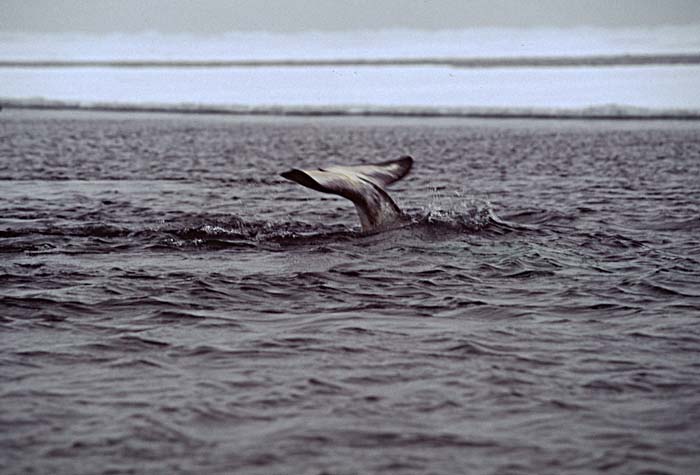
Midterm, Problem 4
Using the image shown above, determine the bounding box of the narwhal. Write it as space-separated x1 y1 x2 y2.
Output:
280 155 413 232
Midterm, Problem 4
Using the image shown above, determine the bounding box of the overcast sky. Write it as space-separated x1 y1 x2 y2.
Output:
3 0 700 33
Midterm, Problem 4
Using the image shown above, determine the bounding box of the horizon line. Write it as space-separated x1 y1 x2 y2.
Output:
1 53 699 69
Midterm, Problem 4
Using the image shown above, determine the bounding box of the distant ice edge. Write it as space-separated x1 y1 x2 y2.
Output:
2 98 700 120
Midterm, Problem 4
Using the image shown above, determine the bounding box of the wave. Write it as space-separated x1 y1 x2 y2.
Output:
3 97 700 120
0 202 518 254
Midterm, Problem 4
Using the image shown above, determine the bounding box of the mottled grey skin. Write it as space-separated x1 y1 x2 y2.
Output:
281 156 413 232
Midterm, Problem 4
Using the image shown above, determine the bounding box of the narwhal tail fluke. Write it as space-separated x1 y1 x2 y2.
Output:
280 155 413 232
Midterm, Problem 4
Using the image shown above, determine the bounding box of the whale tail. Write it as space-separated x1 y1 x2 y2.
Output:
280 155 413 232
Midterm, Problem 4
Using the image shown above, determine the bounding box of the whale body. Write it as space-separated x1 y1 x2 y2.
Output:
281 156 413 232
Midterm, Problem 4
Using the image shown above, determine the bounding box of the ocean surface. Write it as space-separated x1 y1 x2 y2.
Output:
1 109 699 474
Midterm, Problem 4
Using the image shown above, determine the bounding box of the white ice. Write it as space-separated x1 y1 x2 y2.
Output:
1 26 699 61
1 27 699 111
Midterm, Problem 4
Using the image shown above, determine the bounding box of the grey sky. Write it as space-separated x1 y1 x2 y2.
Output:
2 0 700 33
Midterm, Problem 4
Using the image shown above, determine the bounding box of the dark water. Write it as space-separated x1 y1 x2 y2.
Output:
1 110 700 475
